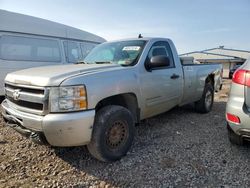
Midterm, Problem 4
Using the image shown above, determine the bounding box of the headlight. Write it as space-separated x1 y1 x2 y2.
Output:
49 85 87 112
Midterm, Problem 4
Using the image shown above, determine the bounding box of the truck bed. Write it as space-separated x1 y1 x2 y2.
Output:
180 63 223 106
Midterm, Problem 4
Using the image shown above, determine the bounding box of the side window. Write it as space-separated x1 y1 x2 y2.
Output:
147 41 175 68
0 35 61 62
80 42 96 58
63 41 81 63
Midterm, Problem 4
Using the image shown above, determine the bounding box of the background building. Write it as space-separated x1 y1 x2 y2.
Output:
180 46 250 78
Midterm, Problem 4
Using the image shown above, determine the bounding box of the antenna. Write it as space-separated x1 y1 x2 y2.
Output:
138 34 143 38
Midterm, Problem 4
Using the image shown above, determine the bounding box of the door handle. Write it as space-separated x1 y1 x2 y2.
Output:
170 74 180 79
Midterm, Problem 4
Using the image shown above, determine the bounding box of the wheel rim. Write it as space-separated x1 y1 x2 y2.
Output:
205 90 212 109
106 120 128 149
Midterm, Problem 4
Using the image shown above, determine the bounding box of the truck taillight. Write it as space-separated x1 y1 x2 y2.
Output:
232 69 250 87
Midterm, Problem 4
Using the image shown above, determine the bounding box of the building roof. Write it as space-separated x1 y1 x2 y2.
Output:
204 47 250 59
180 46 250 63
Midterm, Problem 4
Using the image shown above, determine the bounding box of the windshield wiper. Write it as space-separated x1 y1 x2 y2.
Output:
75 60 87 64
95 61 112 64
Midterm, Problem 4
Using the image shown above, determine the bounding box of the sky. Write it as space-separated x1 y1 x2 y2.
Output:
0 0 249 54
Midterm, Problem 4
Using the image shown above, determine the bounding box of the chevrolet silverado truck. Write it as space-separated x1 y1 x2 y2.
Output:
1 38 223 162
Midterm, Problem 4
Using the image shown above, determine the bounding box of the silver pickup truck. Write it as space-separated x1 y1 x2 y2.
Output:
1 38 222 162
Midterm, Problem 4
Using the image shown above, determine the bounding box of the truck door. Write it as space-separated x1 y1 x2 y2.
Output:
140 41 183 118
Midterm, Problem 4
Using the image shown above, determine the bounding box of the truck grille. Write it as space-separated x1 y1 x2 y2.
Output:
5 83 49 115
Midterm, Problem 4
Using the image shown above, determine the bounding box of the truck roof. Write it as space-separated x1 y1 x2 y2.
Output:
107 37 171 43
0 9 106 43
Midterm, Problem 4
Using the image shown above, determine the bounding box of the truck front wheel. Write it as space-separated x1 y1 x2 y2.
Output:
195 83 214 113
87 105 135 162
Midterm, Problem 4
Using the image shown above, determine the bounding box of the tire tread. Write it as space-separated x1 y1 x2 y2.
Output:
87 105 134 162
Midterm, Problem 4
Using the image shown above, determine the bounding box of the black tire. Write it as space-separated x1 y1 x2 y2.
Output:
227 125 243 145
0 96 5 103
195 83 214 113
87 105 135 162
3 116 8 123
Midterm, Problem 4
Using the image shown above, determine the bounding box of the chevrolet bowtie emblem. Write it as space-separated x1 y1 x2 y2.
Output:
13 89 21 101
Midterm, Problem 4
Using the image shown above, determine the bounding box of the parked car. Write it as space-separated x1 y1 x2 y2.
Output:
226 59 250 145
0 10 105 96
229 64 241 79
1 37 223 162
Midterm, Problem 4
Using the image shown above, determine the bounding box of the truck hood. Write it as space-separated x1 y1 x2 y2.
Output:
5 64 122 86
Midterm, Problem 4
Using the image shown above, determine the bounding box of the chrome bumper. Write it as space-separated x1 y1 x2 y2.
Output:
1 99 95 146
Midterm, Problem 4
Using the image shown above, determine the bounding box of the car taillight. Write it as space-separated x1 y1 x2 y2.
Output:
232 69 250 87
226 113 240 124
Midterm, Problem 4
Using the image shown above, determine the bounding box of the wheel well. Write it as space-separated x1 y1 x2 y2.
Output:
95 93 140 123
206 74 214 88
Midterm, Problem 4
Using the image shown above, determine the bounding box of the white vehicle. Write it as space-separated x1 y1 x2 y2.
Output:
0 10 106 96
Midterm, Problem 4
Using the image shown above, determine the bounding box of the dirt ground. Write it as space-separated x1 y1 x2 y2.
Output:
1 79 250 187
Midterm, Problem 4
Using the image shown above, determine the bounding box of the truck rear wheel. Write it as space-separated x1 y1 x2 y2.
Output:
195 83 214 113
87 105 135 162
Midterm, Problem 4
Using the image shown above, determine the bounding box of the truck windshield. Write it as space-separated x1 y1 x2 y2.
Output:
84 40 146 66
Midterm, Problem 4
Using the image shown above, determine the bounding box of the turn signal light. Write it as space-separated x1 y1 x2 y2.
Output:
232 69 250 87
226 113 240 124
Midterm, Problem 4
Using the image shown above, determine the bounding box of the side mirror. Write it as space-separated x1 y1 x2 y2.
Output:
147 55 170 70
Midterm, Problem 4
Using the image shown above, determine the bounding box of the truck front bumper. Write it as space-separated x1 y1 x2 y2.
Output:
1 99 95 147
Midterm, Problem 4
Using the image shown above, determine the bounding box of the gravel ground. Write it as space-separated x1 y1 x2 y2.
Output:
1 79 250 187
